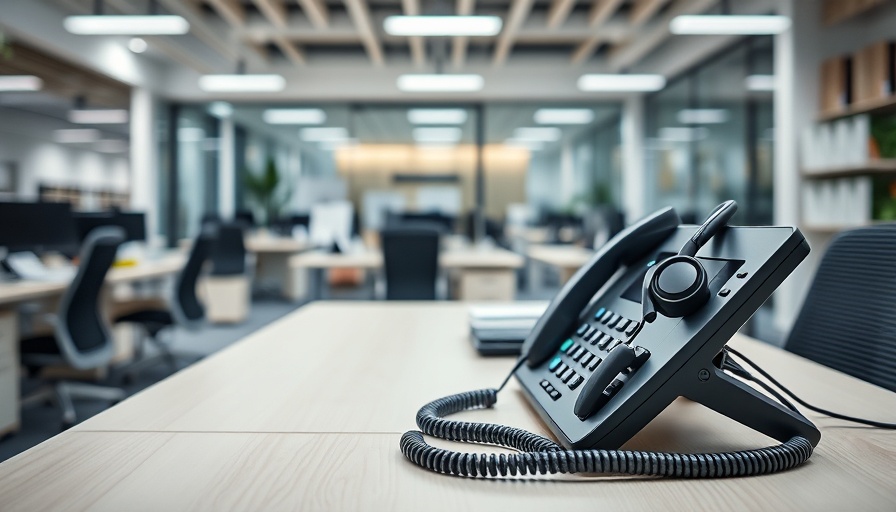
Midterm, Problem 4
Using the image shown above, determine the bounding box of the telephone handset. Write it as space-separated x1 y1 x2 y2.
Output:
401 202 841 478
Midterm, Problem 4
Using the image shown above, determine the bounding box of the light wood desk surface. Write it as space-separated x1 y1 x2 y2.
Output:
290 247 524 271
527 244 594 270
244 235 308 254
1 303 895 511
0 252 185 307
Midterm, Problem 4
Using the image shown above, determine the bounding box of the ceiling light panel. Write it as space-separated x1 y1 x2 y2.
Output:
64 15 190 35
407 109 468 125
263 109 327 125
0 75 43 92
53 129 101 144
397 74 484 92
301 127 349 141
534 109 594 125
745 74 776 91
578 74 666 92
658 127 709 142
208 102 233 119
670 15 791 35
384 15 502 36
69 109 129 124
198 74 286 92
677 109 729 124
513 127 562 141
413 127 463 142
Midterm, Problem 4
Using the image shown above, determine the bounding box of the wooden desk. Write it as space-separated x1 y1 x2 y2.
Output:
244 235 309 299
1 302 894 511
527 244 593 283
288 248 524 301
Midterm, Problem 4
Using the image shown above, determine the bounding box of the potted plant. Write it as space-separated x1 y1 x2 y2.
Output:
244 157 291 227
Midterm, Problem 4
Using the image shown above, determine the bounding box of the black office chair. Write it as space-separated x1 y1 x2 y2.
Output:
20 227 127 429
210 223 247 276
114 227 214 376
784 224 896 392
381 227 440 300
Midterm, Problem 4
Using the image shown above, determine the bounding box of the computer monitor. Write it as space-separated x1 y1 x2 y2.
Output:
0 201 80 253
73 211 146 243
309 201 353 252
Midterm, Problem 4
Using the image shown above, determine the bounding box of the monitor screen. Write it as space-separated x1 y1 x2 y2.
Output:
0 201 79 253
73 211 146 243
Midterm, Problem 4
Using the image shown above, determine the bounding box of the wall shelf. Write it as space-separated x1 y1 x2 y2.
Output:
818 95 896 122
802 159 896 178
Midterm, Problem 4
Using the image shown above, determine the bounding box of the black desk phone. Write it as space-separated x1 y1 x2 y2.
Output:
402 201 893 479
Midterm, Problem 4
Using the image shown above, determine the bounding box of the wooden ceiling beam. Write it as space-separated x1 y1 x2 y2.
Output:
588 0 625 27
451 0 475 69
206 0 246 28
296 0 330 28
546 0 577 29
273 36 307 65
630 0 669 27
252 0 289 28
342 0 385 66
402 0 426 68
493 0 535 66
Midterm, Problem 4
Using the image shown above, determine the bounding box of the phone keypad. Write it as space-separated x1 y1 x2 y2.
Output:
538 305 643 403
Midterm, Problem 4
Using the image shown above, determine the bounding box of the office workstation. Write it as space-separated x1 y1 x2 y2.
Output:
1 0 896 509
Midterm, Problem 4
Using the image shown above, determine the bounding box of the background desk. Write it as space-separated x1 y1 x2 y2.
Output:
244 235 309 299
526 244 594 283
0 302 893 511
0 253 185 436
289 247 524 301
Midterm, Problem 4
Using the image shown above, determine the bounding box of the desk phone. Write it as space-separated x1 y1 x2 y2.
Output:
401 201 830 478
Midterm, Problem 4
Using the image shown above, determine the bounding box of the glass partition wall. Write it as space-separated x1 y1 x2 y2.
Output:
645 36 775 225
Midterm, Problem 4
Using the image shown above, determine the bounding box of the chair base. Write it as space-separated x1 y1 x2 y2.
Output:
116 331 203 383
21 381 125 430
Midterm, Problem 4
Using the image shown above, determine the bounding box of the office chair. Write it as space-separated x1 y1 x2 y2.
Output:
114 227 214 377
210 222 247 276
381 227 440 300
19 227 127 429
784 223 896 392
205 222 253 323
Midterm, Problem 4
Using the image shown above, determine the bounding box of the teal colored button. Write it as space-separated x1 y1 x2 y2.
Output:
549 357 562 371
560 339 574 352
594 307 606 319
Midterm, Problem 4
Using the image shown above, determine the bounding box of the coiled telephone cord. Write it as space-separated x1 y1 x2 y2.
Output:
400 386 813 479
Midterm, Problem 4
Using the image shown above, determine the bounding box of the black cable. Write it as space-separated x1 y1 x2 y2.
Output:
400 385 814 478
725 347 896 430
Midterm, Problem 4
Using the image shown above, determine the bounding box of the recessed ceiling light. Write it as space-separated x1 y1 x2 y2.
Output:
384 15 502 36
397 74 484 92
745 74 776 91
413 127 463 143
208 101 233 119
670 15 791 35
578 74 666 92
301 127 349 141
53 129 101 144
407 109 468 125
128 37 148 53
69 109 129 124
198 74 286 92
677 109 729 124
64 15 190 35
513 127 562 141
533 109 594 125
0 75 44 92
263 108 327 125
658 127 709 142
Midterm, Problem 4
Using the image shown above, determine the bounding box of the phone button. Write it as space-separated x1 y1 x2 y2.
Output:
625 321 639 337
560 339 574 352
615 319 630 332
588 357 602 371
561 369 577 383
594 307 606 320
599 310 613 324
548 389 561 401
548 357 562 372
568 375 584 390
580 352 593 367
576 324 589 336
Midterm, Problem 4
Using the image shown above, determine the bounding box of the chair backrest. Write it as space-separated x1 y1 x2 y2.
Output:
784 223 896 392
381 227 440 300
55 226 125 370
210 223 246 276
171 227 214 328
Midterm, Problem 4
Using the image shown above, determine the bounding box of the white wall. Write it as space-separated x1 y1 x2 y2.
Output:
0 108 129 203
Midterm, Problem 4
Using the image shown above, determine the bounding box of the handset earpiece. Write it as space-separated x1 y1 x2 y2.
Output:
644 201 737 320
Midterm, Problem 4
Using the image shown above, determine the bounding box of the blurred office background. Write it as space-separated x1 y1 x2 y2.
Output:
0 0 894 459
